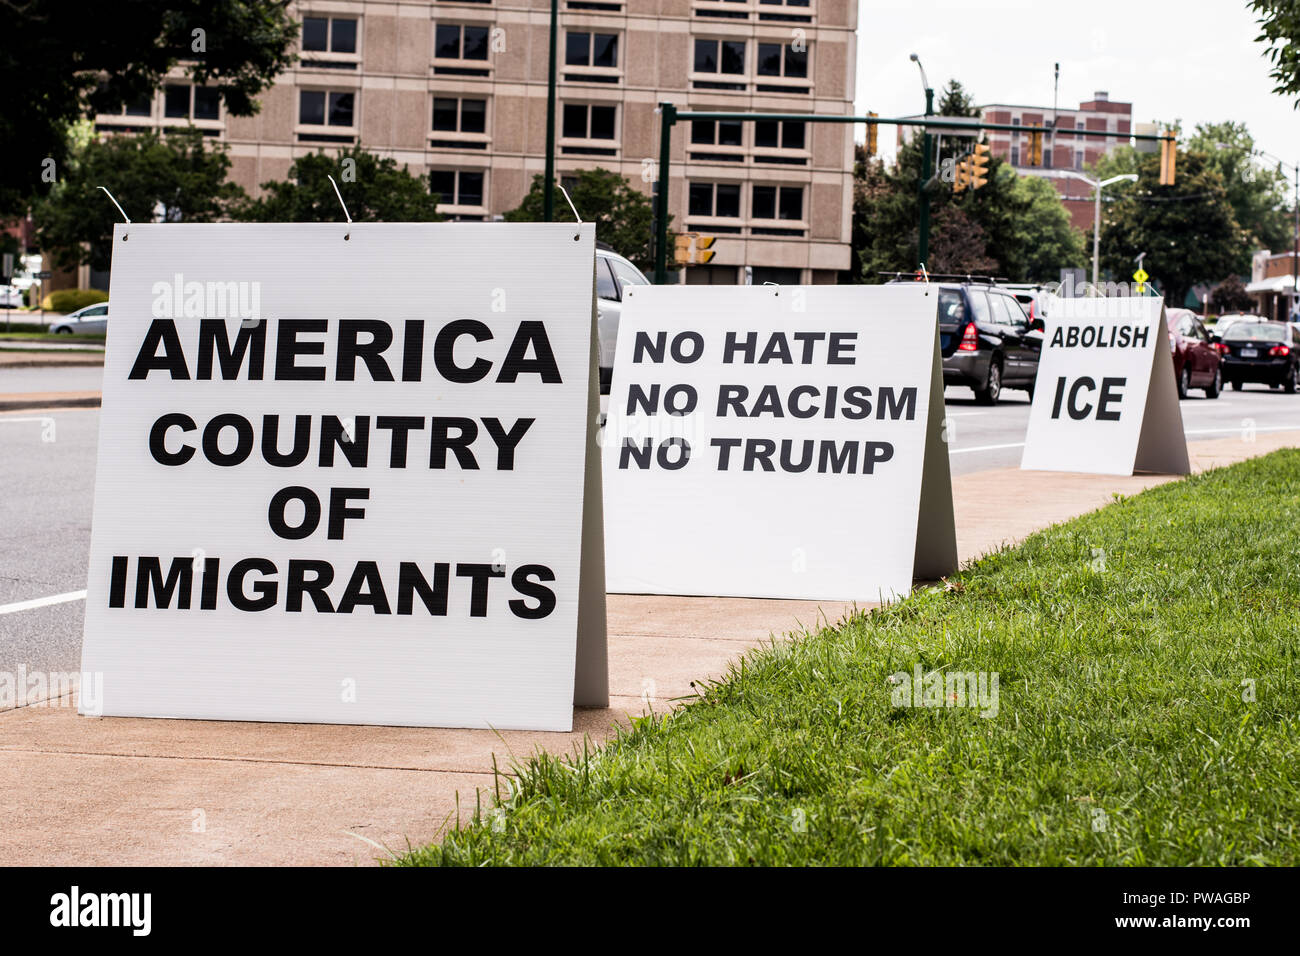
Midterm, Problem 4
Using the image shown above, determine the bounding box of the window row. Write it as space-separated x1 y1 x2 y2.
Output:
688 182 805 221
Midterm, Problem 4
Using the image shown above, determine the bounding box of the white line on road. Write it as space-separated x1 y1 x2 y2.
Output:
1185 425 1300 435
949 441 1025 455
0 589 87 615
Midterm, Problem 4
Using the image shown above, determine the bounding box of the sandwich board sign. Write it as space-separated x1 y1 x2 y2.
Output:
602 284 956 602
1020 296 1189 476
80 222 606 732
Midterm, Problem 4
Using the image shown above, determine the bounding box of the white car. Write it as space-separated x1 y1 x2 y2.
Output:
594 245 651 393
0 284 22 309
49 302 109 334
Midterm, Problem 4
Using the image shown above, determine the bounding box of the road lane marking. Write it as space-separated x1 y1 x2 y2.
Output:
1185 425 1300 435
0 590 87 615
949 441 1025 455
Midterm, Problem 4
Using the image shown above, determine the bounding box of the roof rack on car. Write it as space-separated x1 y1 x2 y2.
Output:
877 272 1006 284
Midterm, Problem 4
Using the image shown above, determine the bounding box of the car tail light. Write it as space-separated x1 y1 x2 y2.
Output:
958 323 979 351
1270 344 1291 357
1214 342 1229 355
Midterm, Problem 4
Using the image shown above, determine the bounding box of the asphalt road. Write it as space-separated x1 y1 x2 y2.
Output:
4 380 1300 683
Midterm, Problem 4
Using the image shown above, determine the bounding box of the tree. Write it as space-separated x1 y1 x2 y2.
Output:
32 126 246 272
1092 146 1244 307
1185 121 1292 267
235 147 443 223
505 168 663 273
964 166 1087 281
1250 0 1300 107
1210 274 1254 314
0 0 297 218
926 204 998 275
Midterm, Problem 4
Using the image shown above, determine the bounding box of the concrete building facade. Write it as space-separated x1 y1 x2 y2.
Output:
94 0 858 284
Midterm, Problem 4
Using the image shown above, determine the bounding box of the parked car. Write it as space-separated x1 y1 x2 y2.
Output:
0 284 22 309
594 244 651 394
49 302 109 335
1166 309 1222 399
923 278 1042 405
1219 320 1300 392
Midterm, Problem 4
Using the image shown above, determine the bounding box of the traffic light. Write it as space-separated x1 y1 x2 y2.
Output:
674 233 692 264
673 233 718 265
970 142 990 189
1159 136 1177 185
953 156 971 194
1028 129 1043 167
865 112 878 156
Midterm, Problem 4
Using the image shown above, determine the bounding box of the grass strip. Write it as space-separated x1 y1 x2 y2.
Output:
400 450 1300 866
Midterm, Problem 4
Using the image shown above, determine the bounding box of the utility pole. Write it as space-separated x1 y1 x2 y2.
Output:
910 54 934 269
1061 172 1137 287
1052 62 1059 170
542 0 559 222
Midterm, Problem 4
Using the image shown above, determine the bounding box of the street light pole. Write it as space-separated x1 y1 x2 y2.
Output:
542 0 559 222
1061 171 1137 287
910 54 934 269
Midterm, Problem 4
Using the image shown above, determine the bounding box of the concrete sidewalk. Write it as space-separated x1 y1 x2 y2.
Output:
2 430 1296 866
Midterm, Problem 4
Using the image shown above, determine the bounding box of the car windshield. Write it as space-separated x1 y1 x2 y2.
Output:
1223 323 1286 342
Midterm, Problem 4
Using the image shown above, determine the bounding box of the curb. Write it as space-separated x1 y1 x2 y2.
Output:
0 392 102 412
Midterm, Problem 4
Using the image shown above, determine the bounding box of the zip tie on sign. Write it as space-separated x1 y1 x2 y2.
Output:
557 183 583 241
327 175 353 239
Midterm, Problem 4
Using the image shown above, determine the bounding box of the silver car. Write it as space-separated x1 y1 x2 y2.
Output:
595 246 651 393
50 302 109 334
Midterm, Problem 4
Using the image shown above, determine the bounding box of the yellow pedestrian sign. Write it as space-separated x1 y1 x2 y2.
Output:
1133 267 1149 293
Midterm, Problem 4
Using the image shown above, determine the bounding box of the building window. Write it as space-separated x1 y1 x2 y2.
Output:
754 119 805 150
757 42 807 78
1075 150 1083 170
751 184 802 220
122 93 152 117
431 170 486 209
1010 146 1020 166
163 85 222 122
757 0 813 23
565 32 618 68
298 89 356 141
302 16 358 53
688 182 741 219
434 23 491 75
560 104 618 155
691 119 744 147
432 97 486 133
693 38 746 90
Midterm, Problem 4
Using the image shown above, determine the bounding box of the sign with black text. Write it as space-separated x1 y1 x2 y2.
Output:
1021 297 1189 475
602 284 956 601
80 223 607 732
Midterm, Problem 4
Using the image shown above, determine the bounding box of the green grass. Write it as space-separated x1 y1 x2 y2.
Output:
399 450 1300 866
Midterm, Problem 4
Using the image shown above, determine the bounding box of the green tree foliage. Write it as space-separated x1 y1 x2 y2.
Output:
235 147 442 223
0 0 298 218
1185 121 1293 266
505 168 663 274
851 141 1086 282
1210 274 1254 314
32 127 246 272
1250 0 1300 107
1091 146 1244 307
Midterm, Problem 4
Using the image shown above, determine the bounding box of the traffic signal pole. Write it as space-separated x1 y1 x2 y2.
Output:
651 106 1174 284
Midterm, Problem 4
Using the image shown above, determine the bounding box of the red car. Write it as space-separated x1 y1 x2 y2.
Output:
1166 308 1222 399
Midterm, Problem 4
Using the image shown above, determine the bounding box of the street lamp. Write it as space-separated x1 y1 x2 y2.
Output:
909 53 935 268
1060 171 1138 287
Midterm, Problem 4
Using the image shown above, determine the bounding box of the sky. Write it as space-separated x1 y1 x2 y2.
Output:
855 0 1300 175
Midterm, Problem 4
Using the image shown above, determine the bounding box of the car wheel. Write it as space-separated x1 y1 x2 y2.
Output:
53 326 71 334
974 358 1001 406
1177 363 1191 400
1204 365 1222 399
1230 379 1243 391
1286 364 1298 394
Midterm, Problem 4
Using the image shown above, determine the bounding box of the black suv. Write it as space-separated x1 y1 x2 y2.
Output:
888 275 1043 404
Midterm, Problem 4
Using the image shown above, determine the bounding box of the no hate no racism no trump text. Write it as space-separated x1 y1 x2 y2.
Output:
108 283 571 623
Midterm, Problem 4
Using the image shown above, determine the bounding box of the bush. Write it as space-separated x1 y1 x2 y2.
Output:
41 288 108 313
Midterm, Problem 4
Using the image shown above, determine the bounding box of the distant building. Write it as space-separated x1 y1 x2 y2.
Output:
1248 247 1300 321
980 91 1133 234
89 0 858 286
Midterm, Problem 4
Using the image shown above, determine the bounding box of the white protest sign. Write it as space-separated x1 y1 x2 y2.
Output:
80 222 606 732
1021 297 1189 476
602 284 956 602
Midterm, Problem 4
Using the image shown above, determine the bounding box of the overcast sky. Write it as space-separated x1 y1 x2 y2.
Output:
855 0 1300 175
